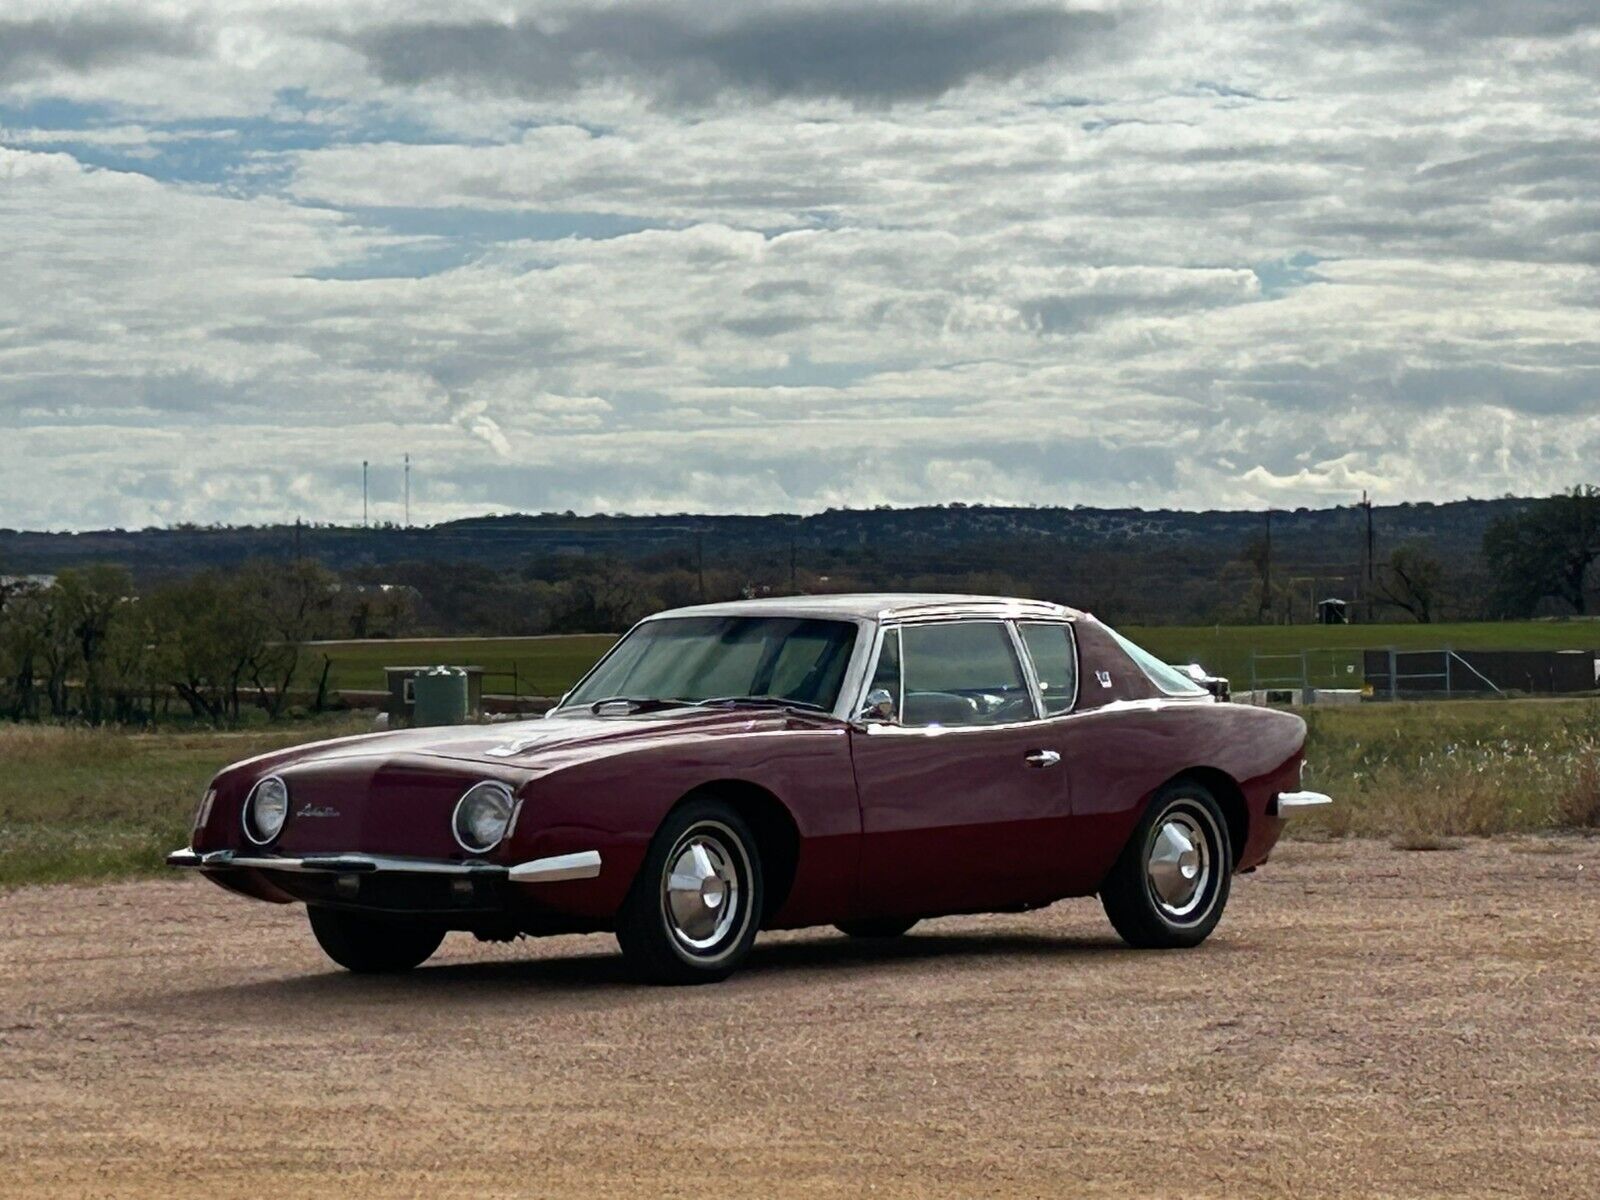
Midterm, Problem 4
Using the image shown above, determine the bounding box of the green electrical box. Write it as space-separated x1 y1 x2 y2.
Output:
411 666 471 727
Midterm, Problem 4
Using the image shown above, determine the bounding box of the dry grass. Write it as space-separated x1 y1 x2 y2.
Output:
0 716 368 887
5 699 1600 887
1296 699 1600 841
1554 746 1600 828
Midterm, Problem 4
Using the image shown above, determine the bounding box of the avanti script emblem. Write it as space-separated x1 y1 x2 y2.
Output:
295 803 340 819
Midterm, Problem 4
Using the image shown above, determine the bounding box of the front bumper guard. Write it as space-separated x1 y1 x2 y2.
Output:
167 847 601 884
1270 790 1333 817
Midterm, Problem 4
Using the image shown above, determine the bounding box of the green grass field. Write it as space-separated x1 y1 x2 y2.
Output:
305 620 1600 699
1125 620 1600 691
0 717 369 889
306 634 618 696
6 616 1596 889
2 698 1595 890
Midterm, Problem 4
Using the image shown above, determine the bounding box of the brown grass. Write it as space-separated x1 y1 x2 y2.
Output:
1296 698 1600 841
1554 746 1600 828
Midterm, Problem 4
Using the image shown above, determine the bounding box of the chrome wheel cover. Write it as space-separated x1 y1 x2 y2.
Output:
660 821 748 959
1145 807 1215 921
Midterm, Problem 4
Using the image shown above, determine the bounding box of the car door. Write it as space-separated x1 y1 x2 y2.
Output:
848 619 1071 917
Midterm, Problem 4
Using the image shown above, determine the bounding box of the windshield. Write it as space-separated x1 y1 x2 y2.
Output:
561 616 861 712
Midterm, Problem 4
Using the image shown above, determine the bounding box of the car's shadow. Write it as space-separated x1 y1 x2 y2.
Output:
165 926 1211 1012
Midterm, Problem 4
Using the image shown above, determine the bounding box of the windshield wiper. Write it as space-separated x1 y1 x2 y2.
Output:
587 696 700 714
695 695 832 714
585 695 834 717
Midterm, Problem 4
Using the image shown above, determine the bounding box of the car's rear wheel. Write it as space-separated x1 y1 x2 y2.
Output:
616 799 763 985
307 907 445 974
1100 781 1232 949
835 917 918 939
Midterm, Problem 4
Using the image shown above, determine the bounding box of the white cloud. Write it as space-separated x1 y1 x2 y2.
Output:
1 1 1597 528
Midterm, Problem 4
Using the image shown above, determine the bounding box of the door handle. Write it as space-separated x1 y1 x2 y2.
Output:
1024 749 1061 768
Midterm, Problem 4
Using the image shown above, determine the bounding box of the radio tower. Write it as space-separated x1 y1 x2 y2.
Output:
404 453 411 528
362 460 369 528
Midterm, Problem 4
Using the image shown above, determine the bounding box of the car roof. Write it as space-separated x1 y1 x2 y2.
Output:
647 593 1083 623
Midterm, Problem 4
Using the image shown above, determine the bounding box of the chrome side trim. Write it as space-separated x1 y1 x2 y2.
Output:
508 850 603 884
165 847 508 876
1271 790 1334 816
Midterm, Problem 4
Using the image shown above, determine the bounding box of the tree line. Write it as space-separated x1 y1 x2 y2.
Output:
1 486 1594 725
0 561 409 725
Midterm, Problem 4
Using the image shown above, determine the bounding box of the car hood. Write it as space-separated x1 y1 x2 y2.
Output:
233 707 833 779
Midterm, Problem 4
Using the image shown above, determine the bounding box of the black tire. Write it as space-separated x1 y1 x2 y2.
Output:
616 799 763 985
835 917 919 939
1099 781 1233 949
307 907 445 974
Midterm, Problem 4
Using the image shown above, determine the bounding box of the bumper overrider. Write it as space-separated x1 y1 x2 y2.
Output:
166 847 602 883
1268 790 1333 817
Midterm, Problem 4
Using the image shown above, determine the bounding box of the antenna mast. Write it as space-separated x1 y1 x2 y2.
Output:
362 460 369 528
404 453 411 528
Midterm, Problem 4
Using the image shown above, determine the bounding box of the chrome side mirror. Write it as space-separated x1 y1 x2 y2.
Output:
858 688 896 723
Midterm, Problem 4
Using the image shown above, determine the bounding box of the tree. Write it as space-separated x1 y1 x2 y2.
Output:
1375 544 1444 623
0 586 50 719
145 572 266 724
237 559 338 717
54 565 132 722
1483 485 1600 616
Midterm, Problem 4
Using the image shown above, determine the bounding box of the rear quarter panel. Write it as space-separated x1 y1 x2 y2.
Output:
1057 700 1305 891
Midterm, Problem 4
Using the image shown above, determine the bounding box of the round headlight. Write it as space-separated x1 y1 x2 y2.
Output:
453 781 514 854
243 776 289 845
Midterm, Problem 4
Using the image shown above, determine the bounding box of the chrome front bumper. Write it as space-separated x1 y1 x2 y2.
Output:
166 847 601 883
1270 790 1334 817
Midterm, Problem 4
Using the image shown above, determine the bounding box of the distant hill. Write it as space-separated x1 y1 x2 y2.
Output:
0 497 1523 577
0 498 1525 574
2 496 1547 626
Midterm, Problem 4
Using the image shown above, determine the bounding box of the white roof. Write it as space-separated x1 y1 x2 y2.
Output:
649 592 1082 623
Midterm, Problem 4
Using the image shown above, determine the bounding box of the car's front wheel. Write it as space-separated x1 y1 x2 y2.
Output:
1100 781 1233 949
307 907 445 973
616 799 763 985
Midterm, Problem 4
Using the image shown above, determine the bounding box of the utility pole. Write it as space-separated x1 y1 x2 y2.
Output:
789 526 797 593
696 531 705 602
362 460 369 528
403 453 411 528
1363 489 1376 623
1261 508 1273 623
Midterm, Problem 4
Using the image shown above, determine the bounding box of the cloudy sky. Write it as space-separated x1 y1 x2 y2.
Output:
2 1 1597 529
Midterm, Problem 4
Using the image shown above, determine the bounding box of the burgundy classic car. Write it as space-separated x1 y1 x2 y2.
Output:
169 594 1331 984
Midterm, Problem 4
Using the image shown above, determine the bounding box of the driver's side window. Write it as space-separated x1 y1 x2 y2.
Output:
892 621 1034 727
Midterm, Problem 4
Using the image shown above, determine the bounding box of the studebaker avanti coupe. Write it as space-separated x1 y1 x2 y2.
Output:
170 595 1331 983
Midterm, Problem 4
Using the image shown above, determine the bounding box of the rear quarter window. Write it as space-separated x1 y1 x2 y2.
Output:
1104 625 1209 697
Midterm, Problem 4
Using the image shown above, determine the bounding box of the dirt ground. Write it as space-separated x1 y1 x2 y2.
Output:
2 840 1596 1199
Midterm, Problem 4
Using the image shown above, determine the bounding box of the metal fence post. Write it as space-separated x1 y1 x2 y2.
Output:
1444 647 1452 699
1388 648 1398 700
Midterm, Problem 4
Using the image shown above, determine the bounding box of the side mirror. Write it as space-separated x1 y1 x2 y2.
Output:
858 688 897 723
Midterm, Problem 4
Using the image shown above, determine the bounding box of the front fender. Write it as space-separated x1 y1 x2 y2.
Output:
501 724 859 923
